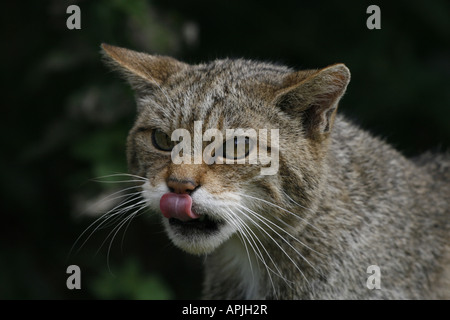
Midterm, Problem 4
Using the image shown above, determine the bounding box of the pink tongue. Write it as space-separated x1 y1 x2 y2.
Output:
160 193 200 221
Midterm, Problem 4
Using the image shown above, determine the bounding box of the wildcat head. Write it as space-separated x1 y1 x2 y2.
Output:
101 44 350 255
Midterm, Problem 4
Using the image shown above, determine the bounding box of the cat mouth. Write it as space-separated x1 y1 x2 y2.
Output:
158 191 237 254
160 193 224 235
168 214 222 234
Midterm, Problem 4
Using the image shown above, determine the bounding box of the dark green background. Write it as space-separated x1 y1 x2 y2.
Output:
1 0 449 299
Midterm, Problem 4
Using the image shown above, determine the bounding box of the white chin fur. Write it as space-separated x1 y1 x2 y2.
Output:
142 181 242 255
162 218 237 255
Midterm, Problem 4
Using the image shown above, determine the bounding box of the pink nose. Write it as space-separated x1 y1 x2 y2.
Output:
167 179 197 194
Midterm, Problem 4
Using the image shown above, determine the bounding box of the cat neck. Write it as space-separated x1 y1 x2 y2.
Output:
202 231 320 299
202 235 263 299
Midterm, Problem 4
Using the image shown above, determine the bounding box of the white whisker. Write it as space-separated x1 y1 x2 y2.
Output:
104 202 149 273
234 207 302 289
93 173 148 179
120 207 149 252
282 190 315 214
97 192 146 230
222 210 255 278
70 173 149 261
225 209 280 298
236 206 310 284
91 179 147 184
70 192 144 256
237 193 325 236
239 204 322 274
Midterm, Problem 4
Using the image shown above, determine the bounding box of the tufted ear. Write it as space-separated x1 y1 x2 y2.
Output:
274 64 350 141
101 43 187 92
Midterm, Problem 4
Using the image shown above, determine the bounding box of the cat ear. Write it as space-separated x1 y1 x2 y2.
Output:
274 64 350 140
101 43 187 90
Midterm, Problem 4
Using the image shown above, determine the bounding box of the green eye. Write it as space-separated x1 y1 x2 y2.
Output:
222 137 251 160
152 129 175 151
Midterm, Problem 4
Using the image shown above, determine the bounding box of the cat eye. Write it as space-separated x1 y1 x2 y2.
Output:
222 137 252 160
152 129 175 151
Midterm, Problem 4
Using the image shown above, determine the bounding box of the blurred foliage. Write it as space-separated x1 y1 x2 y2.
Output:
1 0 449 299
92 258 174 299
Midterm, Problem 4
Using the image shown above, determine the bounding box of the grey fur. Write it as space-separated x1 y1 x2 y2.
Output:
102 44 450 299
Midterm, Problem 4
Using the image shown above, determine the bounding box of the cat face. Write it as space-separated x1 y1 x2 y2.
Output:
102 44 350 255
127 60 288 254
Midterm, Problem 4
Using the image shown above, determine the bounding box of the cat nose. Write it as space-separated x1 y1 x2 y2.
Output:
167 178 198 194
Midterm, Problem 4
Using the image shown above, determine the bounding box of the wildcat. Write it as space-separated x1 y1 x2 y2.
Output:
101 43 450 299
